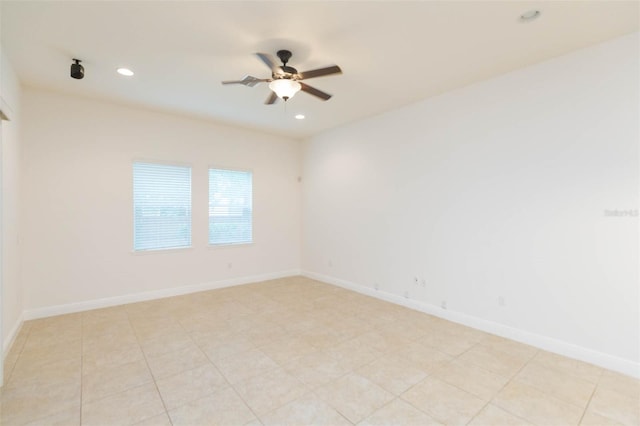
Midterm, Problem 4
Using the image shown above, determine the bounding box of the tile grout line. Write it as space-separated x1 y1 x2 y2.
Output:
396 360 451 422
309 364 376 421
478 347 541 424
197 300 362 425
308 389 358 425
497 349 602 417
3 321 33 385
191 317 265 424
399 338 528 425
577 378 600 425
232 355 316 422
357 395 400 424
435 339 494 423
126 308 173 425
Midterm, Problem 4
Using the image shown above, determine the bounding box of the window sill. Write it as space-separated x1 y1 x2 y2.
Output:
207 242 254 250
131 246 194 255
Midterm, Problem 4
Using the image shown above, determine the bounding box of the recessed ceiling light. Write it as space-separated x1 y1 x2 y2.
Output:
295 114 305 120
520 10 541 22
117 68 134 77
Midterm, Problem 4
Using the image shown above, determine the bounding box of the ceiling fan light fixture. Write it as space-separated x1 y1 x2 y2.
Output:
269 78 301 101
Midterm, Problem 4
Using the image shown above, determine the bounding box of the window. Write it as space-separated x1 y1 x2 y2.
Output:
209 168 252 245
133 162 192 251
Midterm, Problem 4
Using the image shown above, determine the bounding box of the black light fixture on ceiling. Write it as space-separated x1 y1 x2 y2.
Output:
70 58 84 80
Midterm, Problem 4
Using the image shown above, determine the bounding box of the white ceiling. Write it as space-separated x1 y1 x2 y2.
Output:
2 1 638 139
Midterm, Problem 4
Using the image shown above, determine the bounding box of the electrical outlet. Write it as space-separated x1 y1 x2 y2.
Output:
404 291 409 298
441 300 447 309
498 296 506 307
420 278 427 287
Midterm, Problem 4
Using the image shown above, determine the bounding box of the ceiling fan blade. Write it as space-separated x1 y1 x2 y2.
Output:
300 82 332 101
221 75 269 87
265 91 278 105
298 65 342 80
255 53 279 72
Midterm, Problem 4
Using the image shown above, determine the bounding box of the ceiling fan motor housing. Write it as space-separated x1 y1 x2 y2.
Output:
275 50 297 78
276 49 292 65
278 65 298 77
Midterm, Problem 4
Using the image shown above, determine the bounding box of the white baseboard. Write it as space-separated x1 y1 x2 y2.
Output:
3 312 24 358
23 269 301 321
302 270 640 379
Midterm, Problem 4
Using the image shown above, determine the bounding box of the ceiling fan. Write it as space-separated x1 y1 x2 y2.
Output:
222 50 342 104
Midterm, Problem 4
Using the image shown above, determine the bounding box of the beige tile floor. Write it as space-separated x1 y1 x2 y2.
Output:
1 276 638 425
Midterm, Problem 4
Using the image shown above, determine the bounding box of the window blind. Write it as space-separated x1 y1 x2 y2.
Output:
133 162 192 251
209 168 252 245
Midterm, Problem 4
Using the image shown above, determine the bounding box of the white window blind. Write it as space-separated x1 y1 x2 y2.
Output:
209 168 252 245
133 162 192 251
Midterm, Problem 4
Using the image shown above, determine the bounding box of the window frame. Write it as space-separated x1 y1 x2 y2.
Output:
132 159 193 253
207 165 254 247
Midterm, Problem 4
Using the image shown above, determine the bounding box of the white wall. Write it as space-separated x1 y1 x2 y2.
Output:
302 33 639 376
21 89 301 314
1 48 23 357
